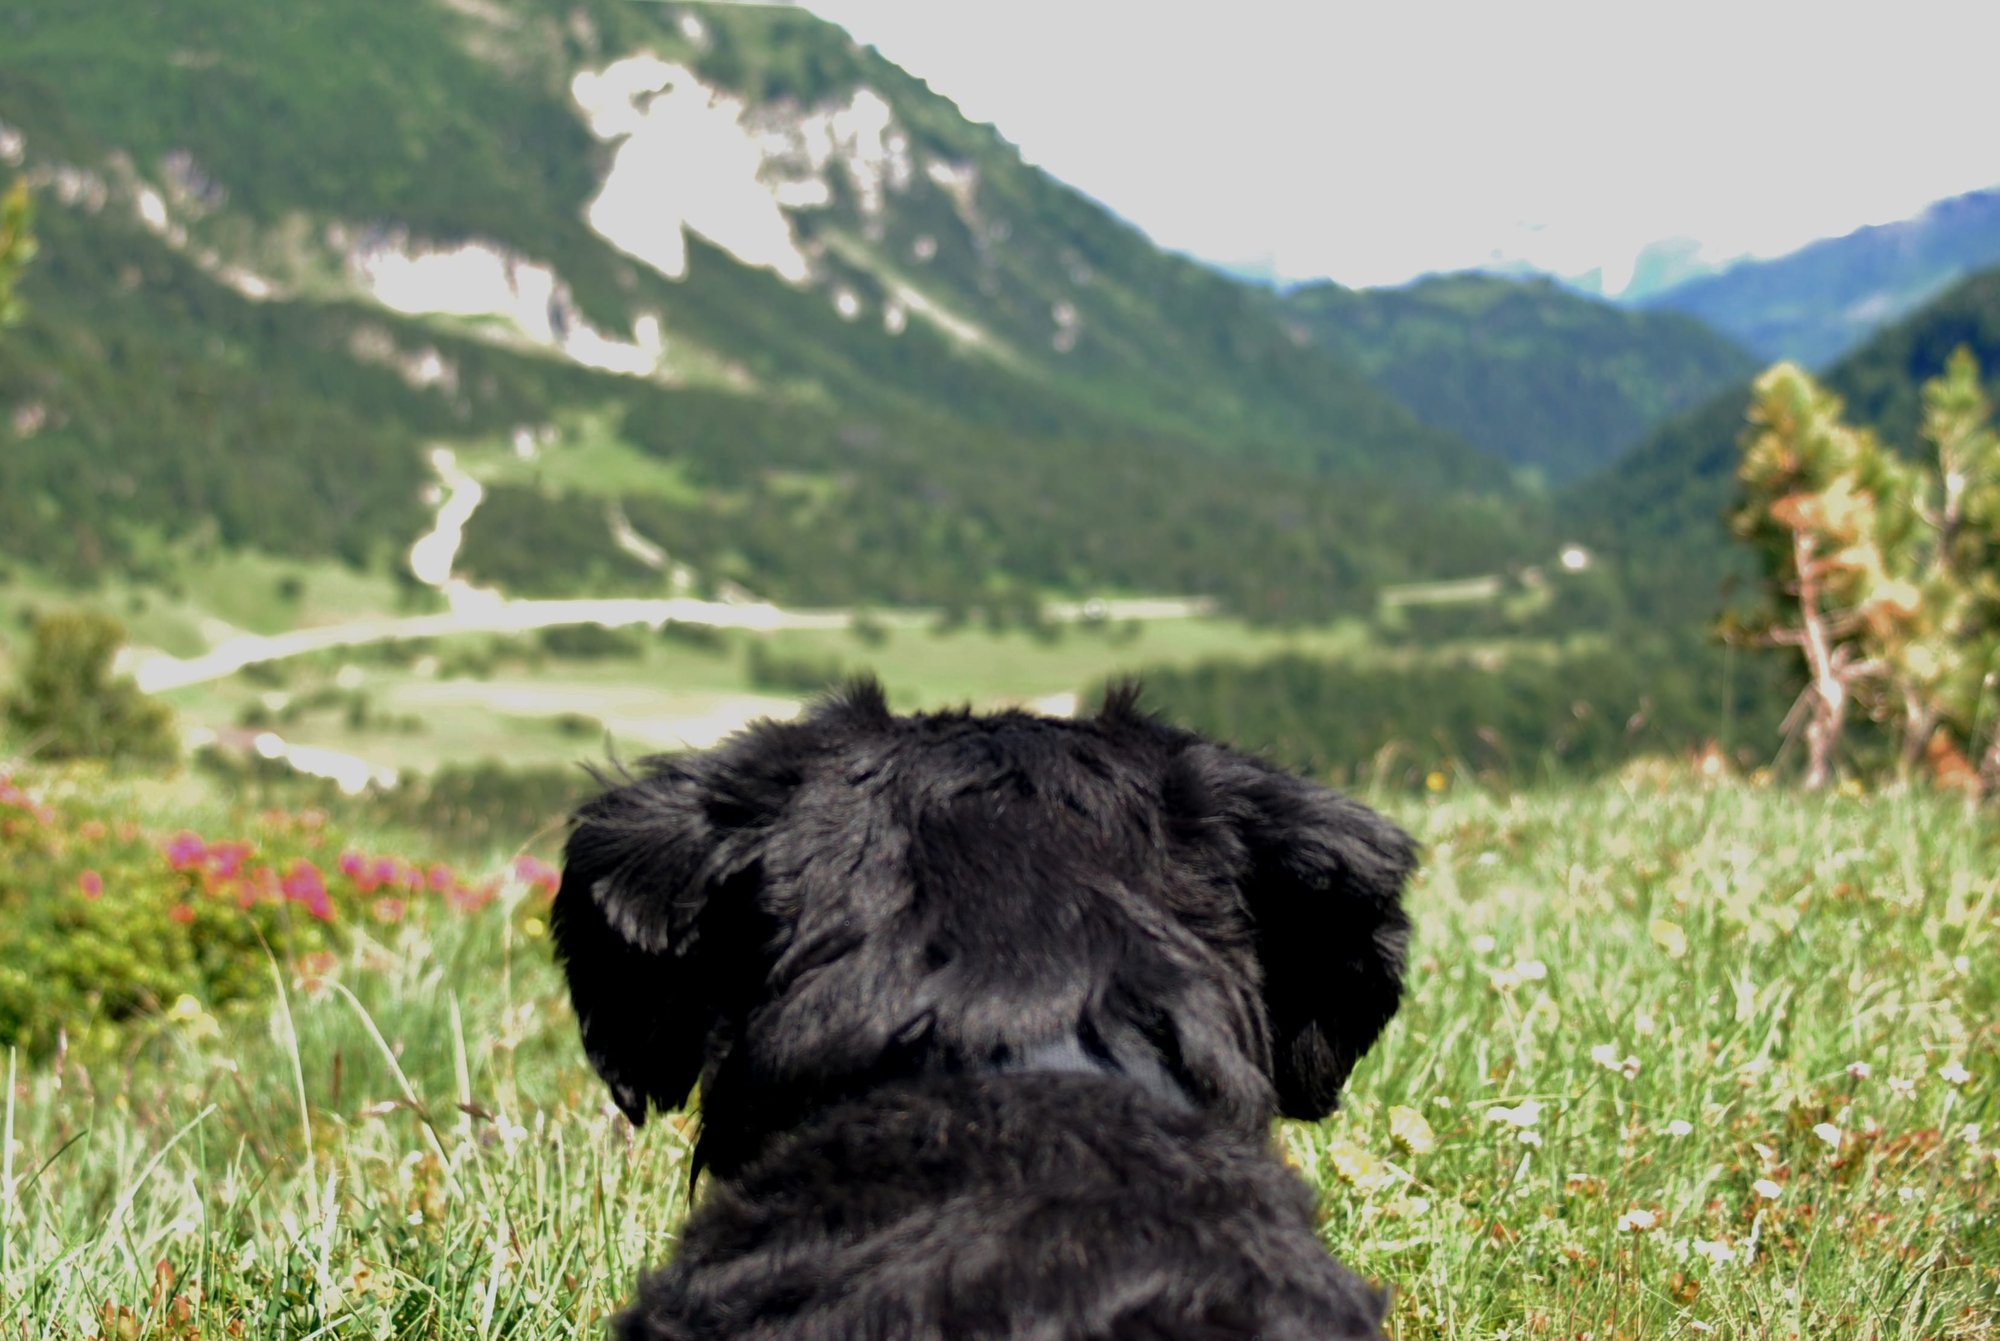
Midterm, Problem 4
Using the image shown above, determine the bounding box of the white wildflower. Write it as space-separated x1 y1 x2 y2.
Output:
1752 1178 1782 1200
1812 1122 1842 1152
1471 934 1497 954
1846 1061 1873 1080
1691 1238 1735 1265
1666 1119 1695 1138
1615 1207 1658 1233
1939 1063 1971 1086
1486 1099 1543 1129
1888 1076 1917 1099
1589 1042 1643 1079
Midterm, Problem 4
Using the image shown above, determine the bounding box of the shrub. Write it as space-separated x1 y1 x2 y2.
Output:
5 609 177 762
746 642 852 693
0 771 557 1059
539 623 646 660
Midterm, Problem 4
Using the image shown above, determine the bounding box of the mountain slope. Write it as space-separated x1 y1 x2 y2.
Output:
1282 273 1757 484
1642 186 2000 367
0 4 1537 621
0 0 1506 493
1571 264 2000 624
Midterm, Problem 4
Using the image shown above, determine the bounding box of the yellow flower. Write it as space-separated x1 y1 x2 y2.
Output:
1389 1105 1435 1156
1325 1136 1397 1192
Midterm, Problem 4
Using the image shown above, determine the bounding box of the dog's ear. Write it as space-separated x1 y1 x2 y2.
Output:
1174 745 1416 1120
552 714 830 1126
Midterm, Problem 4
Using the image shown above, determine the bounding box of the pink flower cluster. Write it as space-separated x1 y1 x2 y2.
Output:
31 797 557 931
157 830 325 917
336 849 498 915
0 774 57 827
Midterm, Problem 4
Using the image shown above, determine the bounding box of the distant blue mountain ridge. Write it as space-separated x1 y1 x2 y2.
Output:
1632 185 2000 368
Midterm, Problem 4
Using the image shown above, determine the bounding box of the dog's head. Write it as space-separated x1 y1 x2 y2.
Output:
554 680 1413 1171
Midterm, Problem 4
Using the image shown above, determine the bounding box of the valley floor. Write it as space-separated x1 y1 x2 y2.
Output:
1 768 1994 1337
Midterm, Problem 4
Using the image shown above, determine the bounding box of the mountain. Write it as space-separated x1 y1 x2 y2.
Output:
0 0 1532 623
1570 263 2000 625
1280 273 1757 484
1641 186 2000 368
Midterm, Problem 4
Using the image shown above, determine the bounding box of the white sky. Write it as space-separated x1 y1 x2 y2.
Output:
799 0 2000 294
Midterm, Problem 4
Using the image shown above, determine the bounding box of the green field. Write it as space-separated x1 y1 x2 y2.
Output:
0 560 1412 774
1 764 1993 1338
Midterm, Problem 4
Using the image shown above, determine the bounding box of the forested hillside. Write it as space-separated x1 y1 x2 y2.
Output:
1572 264 2000 624
1282 273 1756 484
0 0 1539 620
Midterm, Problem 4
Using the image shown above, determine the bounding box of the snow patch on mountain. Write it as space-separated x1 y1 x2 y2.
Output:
573 55 808 281
345 231 665 377
570 54 921 284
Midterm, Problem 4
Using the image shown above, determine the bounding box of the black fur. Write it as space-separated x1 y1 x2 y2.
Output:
555 681 1415 1340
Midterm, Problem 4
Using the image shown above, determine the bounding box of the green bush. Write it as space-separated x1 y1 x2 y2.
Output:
0 768 553 1059
746 641 853 694
538 622 647 660
5 608 177 761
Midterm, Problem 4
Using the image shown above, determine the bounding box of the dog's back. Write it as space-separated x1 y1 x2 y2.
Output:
621 1073 1388 1340
556 683 1412 1340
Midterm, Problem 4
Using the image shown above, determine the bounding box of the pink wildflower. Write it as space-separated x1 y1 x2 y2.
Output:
514 854 561 893
371 897 407 925
427 863 456 892
168 903 196 924
78 869 103 900
447 879 499 914
339 849 382 893
281 859 333 921
164 830 209 870
207 841 254 879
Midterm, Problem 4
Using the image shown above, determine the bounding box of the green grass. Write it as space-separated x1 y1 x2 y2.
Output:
455 414 703 506
1 766 1994 1337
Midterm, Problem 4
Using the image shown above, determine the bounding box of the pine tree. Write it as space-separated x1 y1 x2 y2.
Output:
1913 349 2000 786
6 611 178 763
1732 363 1917 788
1733 352 2000 791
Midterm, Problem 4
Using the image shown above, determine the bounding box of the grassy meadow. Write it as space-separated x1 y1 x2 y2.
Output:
1 762 1994 1339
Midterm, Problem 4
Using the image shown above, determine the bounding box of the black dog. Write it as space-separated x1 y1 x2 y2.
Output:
555 681 1414 1340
